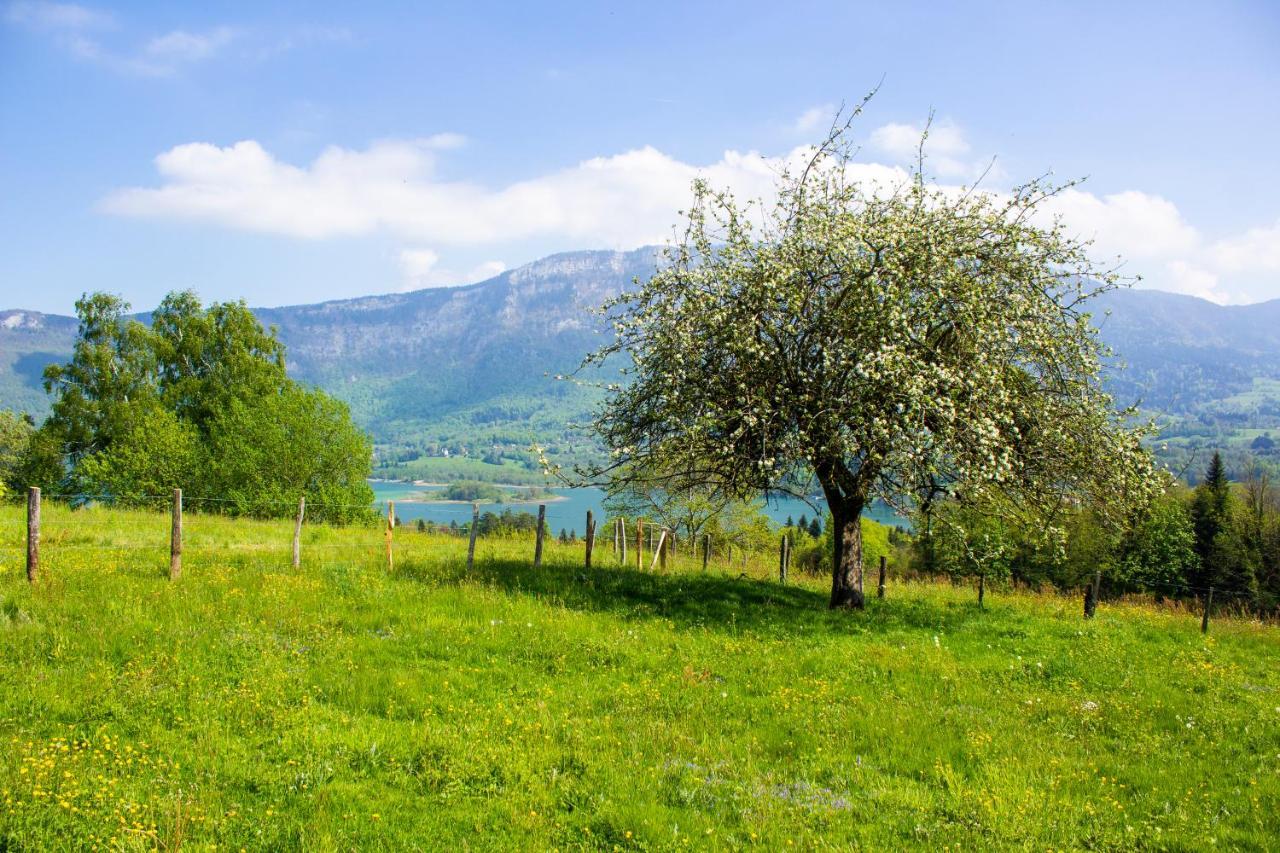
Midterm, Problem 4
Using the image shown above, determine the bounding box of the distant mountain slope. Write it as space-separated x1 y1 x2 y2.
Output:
258 248 654 425
3 248 1279 477
1092 289 1280 414
0 309 78 419
0 248 658 475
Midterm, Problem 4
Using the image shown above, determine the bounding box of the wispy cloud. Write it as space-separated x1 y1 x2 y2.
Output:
254 24 354 61
5 0 111 30
144 26 237 64
5 3 344 76
61 24 240 76
5 0 238 75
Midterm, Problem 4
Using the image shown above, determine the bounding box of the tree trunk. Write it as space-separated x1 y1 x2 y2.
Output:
828 497 865 609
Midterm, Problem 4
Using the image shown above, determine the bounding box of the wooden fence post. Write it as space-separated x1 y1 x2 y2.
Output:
25 486 39 583
636 519 644 570
977 573 985 608
702 534 710 573
877 555 886 599
170 488 183 580
778 534 788 583
619 518 627 566
585 510 595 569
384 499 394 571
1201 587 1213 633
534 504 546 567
650 528 667 571
612 517 619 556
467 503 479 571
292 496 305 569
1084 569 1101 618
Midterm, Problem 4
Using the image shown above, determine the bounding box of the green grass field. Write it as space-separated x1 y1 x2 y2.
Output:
0 503 1277 850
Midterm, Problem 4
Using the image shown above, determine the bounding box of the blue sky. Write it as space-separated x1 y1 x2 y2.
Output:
2 0 1278 313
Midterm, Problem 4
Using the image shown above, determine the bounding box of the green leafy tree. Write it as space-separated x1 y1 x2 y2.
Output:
8 426 64 494
1116 490 1198 593
580 101 1158 608
204 385 374 523
1241 460 1280 610
36 291 375 521
932 502 1015 596
41 293 157 468
474 509 541 536
442 480 505 502
1051 506 1121 589
0 410 35 498
713 501 776 564
149 291 288 435
73 403 203 506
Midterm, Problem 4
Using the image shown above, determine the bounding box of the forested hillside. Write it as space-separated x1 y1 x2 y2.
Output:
4 248 1280 480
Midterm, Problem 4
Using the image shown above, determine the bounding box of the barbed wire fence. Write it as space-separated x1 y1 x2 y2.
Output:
3 486 1267 632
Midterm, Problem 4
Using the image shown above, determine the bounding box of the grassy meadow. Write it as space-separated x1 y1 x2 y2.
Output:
0 502 1277 850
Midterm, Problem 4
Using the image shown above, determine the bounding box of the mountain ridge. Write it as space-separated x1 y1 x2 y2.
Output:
4 247 1280 477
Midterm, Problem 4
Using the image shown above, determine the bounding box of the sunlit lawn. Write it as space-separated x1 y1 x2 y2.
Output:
0 502 1277 850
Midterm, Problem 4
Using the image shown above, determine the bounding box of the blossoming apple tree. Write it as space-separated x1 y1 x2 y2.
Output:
581 106 1158 608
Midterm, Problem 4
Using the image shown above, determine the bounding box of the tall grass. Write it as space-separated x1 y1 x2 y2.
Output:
0 502 1277 849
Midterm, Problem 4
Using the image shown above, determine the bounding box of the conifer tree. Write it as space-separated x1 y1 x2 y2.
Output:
1191 452 1233 590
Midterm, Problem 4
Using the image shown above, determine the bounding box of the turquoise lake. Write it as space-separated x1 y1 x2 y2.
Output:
369 480 908 535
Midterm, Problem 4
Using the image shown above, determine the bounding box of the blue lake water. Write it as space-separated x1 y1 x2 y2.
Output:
370 481 908 535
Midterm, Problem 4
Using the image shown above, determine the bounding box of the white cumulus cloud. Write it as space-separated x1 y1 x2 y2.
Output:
1210 220 1280 274
102 137 809 246
869 119 988 180
100 132 1280 304
1042 188 1199 262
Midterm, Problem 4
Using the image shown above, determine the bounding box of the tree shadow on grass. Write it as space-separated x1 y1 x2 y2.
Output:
397 554 992 638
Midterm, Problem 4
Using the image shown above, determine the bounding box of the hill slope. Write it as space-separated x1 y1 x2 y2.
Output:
0 502 1276 848
3 248 1280 477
